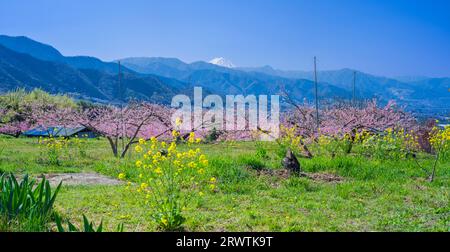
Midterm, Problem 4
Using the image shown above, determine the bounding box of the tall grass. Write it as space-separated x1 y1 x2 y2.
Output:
0 173 61 231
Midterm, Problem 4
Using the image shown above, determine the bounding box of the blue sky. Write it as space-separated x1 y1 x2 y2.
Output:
0 0 449 77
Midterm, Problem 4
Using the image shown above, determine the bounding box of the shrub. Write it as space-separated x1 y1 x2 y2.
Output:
361 128 419 160
277 125 313 158
205 127 221 143
316 134 342 156
118 131 215 231
38 136 69 165
72 135 88 158
37 135 89 165
414 124 450 182
430 125 450 162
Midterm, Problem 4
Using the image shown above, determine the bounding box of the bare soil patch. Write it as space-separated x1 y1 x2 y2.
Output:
254 168 344 183
37 173 123 186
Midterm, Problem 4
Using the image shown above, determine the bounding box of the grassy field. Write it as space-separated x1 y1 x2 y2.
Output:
0 135 449 232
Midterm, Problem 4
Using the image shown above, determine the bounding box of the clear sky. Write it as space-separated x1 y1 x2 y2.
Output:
0 0 449 77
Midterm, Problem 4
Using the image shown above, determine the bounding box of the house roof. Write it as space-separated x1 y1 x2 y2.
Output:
23 126 88 137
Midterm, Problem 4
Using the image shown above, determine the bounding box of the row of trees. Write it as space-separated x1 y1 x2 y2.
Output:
1 89 436 158
0 89 172 157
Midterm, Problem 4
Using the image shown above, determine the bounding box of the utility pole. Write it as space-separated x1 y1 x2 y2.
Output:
118 61 122 102
352 71 356 106
314 57 320 131
118 61 125 154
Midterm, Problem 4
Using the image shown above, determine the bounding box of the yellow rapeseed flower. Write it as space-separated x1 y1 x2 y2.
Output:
172 130 180 138
175 117 182 127
188 132 195 143
154 167 162 175
168 142 176 153
140 183 148 190
135 145 143 153
161 217 168 226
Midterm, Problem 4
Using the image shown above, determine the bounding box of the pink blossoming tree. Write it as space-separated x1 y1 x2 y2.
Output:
33 102 172 158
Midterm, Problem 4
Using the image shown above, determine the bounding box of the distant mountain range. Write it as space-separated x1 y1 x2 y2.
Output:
0 35 448 116
0 35 191 104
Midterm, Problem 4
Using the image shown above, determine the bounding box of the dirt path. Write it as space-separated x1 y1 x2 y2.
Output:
39 173 123 186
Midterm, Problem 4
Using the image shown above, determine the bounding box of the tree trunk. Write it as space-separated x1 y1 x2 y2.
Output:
107 137 118 157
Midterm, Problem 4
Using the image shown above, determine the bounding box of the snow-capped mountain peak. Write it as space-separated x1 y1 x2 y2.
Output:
209 57 235 68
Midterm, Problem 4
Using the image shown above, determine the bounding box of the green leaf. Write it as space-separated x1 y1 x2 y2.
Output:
54 215 66 232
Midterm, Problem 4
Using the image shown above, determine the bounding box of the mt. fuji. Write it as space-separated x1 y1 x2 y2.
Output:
209 57 235 68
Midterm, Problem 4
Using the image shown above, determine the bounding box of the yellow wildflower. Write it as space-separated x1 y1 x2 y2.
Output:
168 142 176 153
188 132 195 143
140 183 148 190
175 117 182 127
135 145 143 153
154 167 162 175
172 130 180 138
188 161 197 168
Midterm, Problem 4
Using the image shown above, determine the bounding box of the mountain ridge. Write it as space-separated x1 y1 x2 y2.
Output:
0 35 448 116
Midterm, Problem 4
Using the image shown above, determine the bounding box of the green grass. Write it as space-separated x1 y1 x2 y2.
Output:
0 136 449 231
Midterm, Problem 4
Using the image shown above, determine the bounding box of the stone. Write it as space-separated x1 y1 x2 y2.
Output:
282 149 301 174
